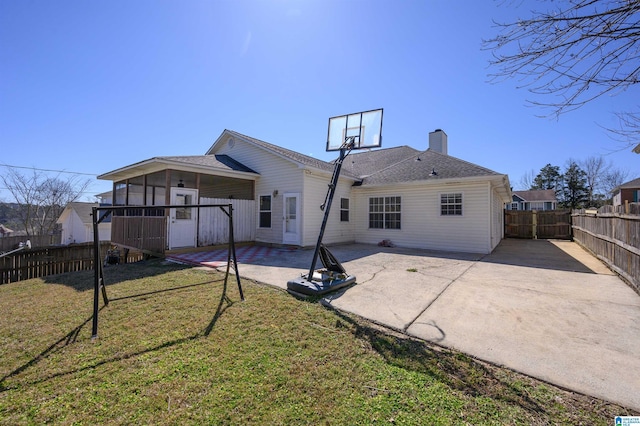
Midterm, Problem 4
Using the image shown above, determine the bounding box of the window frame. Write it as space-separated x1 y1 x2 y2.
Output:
368 196 401 229
259 195 272 228
340 197 350 222
440 192 463 216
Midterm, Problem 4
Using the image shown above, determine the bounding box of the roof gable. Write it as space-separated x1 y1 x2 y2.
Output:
207 130 356 178
59 202 98 225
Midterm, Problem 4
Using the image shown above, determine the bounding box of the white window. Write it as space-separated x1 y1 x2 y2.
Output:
340 198 350 222
259 195 271 228
441 193 462 216
369 196 401 229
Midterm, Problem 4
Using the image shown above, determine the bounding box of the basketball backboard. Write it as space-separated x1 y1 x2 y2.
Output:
326 108 383 151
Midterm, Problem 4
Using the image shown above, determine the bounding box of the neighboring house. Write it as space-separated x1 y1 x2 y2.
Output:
612 177 640 206
0 224 14 237
506 190 558 211
98 129 512 254
57 202 111 244
96 191 113 205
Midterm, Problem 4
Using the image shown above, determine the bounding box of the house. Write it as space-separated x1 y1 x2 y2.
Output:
57 202 111 244
98 129 511 254
0 224 14 237
506 190 558 211
612 177 640 206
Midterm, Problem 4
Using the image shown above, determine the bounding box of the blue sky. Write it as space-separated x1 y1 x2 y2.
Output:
1 0 638 202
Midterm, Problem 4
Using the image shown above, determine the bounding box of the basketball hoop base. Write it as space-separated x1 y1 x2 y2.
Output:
287 271 356 297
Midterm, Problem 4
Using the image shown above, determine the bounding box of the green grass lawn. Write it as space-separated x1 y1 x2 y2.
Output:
0 259 635 425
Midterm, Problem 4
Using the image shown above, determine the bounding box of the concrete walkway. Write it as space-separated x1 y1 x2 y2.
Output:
225 239 640 411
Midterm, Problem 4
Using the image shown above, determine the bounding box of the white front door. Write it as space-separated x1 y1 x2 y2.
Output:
169 188 198 249
283 193 300 245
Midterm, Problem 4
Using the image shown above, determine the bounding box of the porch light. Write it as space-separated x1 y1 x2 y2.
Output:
178 179 185 187
273 189 279 197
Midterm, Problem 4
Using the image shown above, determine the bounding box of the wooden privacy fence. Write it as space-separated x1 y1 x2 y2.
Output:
505 210 572 239
572 205 640 293
0 234 61 252
111 216 167 255
0 242 112 284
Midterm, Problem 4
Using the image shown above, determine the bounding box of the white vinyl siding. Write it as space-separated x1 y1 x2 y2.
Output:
490 186 504 252
301 171 355 246
214 137 306 245
353 182 494 253
212 134 356 247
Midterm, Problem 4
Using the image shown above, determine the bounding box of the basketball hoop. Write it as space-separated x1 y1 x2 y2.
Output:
287 109 383 297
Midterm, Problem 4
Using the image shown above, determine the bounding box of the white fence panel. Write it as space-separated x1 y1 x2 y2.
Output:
198 198 255 245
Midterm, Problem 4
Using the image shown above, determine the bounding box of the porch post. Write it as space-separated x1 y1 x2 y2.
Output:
125 179 130 206
164 170 171 207
142 175 148 212
196 173 201 247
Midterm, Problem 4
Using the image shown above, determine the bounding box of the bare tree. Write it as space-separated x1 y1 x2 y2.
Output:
580 155 609 205
0 167 92 237
518 169 537 190
484 0 640 148
601 166 631 197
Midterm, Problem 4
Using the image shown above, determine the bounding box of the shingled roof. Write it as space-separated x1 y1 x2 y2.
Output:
340 146 420 177
221 130 504 186
513 189 556 201
161 154 258 174
512 190 557 202
353 148 503 186
615 177 640 190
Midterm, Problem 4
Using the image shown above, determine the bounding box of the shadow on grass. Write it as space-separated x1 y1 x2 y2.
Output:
42 259 193 292
331 309 547 416
0 307 100 391
0 274 236 392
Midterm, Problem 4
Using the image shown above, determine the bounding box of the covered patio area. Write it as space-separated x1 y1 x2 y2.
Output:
98 155 259 255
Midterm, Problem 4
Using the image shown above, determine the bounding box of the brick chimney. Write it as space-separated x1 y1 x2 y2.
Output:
429 129 448 155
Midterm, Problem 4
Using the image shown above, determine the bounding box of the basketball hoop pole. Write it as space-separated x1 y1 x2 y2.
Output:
306 138 354 280
288 108 381 296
